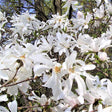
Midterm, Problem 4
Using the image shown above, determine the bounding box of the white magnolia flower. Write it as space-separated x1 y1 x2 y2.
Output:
0 43 36 95
0 11 6 22
61 51 95 105
29 91 51 105
53 103 72 112
62 51 95 76
11 11 45 40
107 80 112 98
86 76 112 105
32 53 54 77
0 93 9 112
43 63 64 100
45 13 69 33
75 11 92 29
63 94 79 107
102 25 112 39
93 5 105 18
54 32 76 56
37 36 53 52
77 34 111 53
29 92 51 111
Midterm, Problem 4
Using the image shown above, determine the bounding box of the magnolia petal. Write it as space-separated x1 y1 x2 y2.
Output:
19 82 30 94
78 95 84 104
84 64 96 70
88 104 93 112
40 94 47 105
75 75 86 96
0 71 9 80
28 91 40 101
84 93 95 104
0 106 9 112
44 72 63 100
7 86 18 96
86 77 94 89
107 80 112 97
102 106 112 112
0 95 8 102
97 104 103 112
34 64 50 76
8 100 17 112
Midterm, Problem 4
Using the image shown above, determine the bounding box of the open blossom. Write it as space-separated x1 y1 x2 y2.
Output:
77 34 111 52
86 76 112 105
43 51 96 107
37 36 53 52
11 11 45 40
33 53 54 77
76 11 92 29
54 32 76 56
43 63 64 100
29 91 51 105
29 91 51 111
0 43 35 95
45 13 69 33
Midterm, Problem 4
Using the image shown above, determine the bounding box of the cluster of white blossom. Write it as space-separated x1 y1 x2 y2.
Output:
0 0 112 112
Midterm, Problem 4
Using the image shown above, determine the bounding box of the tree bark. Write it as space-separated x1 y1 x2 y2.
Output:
18 0 21 14
34 0 48 21
53 0 62 15
68 5 73 19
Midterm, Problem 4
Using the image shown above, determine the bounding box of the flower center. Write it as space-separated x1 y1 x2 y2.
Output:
54 66 61 73
69 67 75 73
20 55 25 59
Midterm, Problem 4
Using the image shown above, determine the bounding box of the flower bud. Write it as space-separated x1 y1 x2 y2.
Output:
98 52 109 61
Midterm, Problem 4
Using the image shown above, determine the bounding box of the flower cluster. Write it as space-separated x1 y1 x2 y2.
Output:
0 0 112 112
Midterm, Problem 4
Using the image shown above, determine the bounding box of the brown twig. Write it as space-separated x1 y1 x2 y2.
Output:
96 68 109 77
5 78 35 87
18 104 50 110
0 59 24 89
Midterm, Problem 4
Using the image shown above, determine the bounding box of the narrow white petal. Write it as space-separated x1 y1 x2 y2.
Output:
78 95 84 104
75 75 86 96
97 104 103 112
107 80 112 97
88 104 93 112
84 64 96 70
102 106 112 112
8 100 17 112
